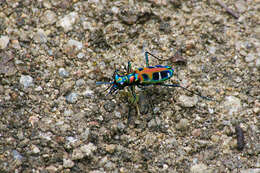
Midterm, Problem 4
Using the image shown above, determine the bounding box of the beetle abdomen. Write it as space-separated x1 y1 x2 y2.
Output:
136 65 174 84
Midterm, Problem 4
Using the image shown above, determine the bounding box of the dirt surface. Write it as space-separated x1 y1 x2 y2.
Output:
0 0 259 172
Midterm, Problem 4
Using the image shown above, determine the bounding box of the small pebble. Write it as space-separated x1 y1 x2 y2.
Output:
35 86 43 91
63 158 75 168
222 96 242 116
235 0 248 13
67 39 83 51
80 128 90 140
80 143 97 157
66 92 78 104
114 111 121 118
12 150 23 160
20 75 34 88
190 163 209 173
83 88 94 98
0 35 10 49
59 68 69 78
179 95 198 107
148 119 158 129
64 109 74 116
105 144 116 154
208 46 216 54
103 101 116 112
245 53 256 62
71 148 84 160
77 52 85 59
57 12 79 32
176 118 189 131
60 81 74 95
192 129 201 137
256 58 260 67
76 79 85 87
11 39 21 49
45 165 58 173
42 10 57 25
31 145 40 154
240 168 260 173
211 135 220 143
254 144 260 155
34 29 48 43
117 122 125 132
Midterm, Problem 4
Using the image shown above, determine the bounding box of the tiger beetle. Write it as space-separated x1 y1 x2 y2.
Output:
96 51 212 115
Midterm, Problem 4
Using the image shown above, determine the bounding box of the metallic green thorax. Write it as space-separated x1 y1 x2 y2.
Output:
115 73 139 87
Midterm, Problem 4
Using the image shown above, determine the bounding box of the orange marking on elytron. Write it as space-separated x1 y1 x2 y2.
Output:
136 67 170 82
136 67 169 74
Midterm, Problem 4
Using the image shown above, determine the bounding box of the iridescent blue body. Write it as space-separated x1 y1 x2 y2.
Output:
96 52 211 100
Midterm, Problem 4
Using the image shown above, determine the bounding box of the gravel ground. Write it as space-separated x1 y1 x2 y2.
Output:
0 0 260 172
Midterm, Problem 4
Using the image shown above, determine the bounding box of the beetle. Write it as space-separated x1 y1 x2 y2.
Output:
96 51 211 101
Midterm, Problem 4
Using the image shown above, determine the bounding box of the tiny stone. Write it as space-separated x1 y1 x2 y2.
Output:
192 129 201 137
211 135 220 143
117 122 125 132
59 68 69 78
67 39 83 51
45 165 58 173
43 0 52 8
103 101 116 112
63 158 74 168
11 39 21 49
176 118 189 131
47 49 53 56
80 143 97 157
111 6 119 14
83 88 94 98
235 0 248 13
114 111 121 118
76 79 85 87
34 29 48 43
71 148 84 160
222 96 242 116
66 92 78 104
208 46 216 54
66 136 78 147
80 128 90 140
12 150 23 160
148 119 157 129
99 156 108 166
57 12 79 32
42 10 57 25
105 144 116 154
77 52 85 59
0 35 10 49
153 107 160 114
234 76 242 83
190 163 209 173
64 109 74 116
255 144 260 155
20 75 34 88
35 86 43 91
240 169 260 173
60 81 74 95
256 157 260 168
256 58 260 67
179 95 198 107
104 161 116 170
31 145 40 154
245 53 256 62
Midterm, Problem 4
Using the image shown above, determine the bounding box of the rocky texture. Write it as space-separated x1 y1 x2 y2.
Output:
0 0 259 172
